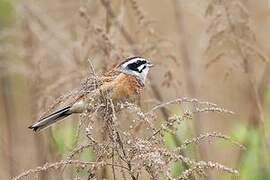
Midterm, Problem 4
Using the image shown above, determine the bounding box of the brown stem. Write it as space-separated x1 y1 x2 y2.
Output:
0 65 15 179
222 0 270 170
100 0 135 45
116 132 137 180
23 21 48 180
100 0 192 175
173 1 209 179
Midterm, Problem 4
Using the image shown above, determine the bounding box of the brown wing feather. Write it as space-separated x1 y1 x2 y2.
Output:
39 58 141 116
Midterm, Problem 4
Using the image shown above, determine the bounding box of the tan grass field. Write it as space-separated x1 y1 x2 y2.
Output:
1 0 270 179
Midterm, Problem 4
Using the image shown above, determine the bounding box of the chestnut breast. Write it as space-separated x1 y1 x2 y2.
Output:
111 74 143 102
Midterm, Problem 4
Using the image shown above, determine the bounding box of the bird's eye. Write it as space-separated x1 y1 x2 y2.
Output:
140 60 146 64
124 58 148 73
136 60 146 66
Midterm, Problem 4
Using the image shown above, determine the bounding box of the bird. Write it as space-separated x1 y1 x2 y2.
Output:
29 57 153 132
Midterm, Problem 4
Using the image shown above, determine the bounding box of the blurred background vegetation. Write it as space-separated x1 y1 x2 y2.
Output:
1 0 270 179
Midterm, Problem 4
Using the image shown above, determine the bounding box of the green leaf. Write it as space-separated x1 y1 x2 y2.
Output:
0 0 14 29
52 123 76 157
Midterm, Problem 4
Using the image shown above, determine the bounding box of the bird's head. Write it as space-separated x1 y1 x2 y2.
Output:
117 57 153 84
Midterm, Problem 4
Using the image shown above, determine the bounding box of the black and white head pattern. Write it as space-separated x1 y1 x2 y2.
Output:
118 57 153 84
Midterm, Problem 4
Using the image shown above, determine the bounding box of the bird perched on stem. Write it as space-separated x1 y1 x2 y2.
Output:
29 57 153 132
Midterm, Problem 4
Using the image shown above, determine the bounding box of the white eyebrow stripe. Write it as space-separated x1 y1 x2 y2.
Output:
122 57 146 67
137 64 145 71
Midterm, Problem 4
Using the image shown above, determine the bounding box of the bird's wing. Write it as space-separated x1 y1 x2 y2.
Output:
39 75 109 118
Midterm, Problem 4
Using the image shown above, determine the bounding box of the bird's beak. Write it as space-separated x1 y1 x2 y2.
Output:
147 62 154 68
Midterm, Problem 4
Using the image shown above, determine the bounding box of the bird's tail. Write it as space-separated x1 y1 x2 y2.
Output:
29 106 72 132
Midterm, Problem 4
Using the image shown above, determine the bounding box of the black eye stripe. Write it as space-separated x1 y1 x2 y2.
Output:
127 63 138 71
127 60 147 72
137 60 146 65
